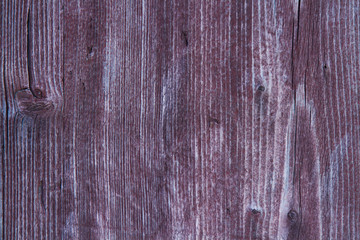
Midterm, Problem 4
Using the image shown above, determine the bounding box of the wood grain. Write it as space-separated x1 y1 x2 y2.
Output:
1 0 360 239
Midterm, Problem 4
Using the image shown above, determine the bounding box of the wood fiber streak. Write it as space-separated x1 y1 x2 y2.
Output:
1 0 360 239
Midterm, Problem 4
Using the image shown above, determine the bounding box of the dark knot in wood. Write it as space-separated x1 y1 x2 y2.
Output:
287 209 298 223
15 88 61 117
251 208 261 215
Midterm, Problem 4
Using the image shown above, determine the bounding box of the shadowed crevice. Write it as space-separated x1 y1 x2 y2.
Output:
26 4 38 99
296 0 301 43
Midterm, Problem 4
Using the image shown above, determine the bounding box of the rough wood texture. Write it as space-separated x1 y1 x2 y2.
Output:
1 0 360 239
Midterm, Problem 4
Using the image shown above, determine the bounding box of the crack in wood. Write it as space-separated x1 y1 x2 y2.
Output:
26 5 35 98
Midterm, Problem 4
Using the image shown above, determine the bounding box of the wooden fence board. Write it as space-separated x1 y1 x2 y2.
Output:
1 0 360 239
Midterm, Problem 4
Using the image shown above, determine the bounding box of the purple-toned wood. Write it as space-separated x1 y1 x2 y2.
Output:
1 0 360 239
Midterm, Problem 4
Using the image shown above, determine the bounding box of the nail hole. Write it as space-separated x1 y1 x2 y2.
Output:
226 208 230 214
257 85 265 92
87 46 94 58
181 30 188 47
87 46 93 54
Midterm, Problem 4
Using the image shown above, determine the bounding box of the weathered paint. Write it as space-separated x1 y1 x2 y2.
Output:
1 0 360 239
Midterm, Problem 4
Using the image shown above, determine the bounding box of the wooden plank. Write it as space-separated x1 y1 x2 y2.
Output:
1 0 64 239
1 0 360 239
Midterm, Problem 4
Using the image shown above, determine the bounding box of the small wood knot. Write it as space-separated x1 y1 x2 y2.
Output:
208 116 220 127
15 88 59 117
87 46 94 58
257 85 265 92
34 88 44 98
287 209 298 223
323 64 327 69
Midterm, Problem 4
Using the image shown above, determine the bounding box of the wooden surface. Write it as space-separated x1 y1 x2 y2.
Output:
1 0 360 239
